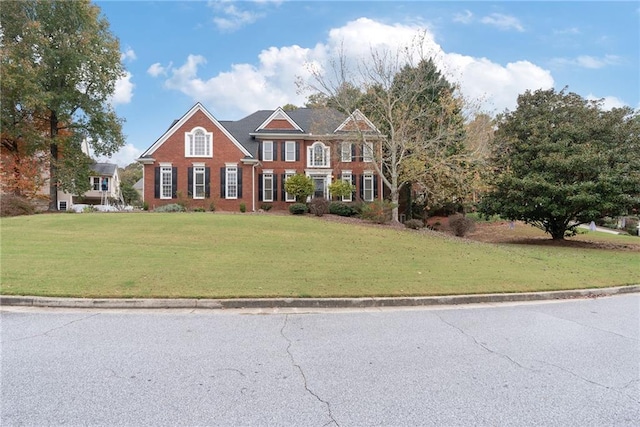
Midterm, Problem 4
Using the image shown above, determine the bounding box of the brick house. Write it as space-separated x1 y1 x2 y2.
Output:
137 103 383 211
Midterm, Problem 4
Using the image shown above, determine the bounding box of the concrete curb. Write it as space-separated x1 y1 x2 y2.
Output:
1 285 638 310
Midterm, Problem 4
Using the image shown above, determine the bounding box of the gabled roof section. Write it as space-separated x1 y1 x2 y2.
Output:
334 109 380 133
255 107 303 132
138 102 251 159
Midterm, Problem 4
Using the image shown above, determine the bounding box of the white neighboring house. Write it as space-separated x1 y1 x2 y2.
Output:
56 163 123 211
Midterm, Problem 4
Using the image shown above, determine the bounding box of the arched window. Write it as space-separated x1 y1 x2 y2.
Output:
307 142 330 167
185 127 213 157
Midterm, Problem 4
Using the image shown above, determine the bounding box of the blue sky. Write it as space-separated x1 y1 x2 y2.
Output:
95 1 640 166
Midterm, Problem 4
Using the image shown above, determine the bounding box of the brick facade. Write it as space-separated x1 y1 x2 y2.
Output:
138 104 383 212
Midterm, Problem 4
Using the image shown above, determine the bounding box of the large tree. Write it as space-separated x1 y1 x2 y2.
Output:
1 0 125 210
299 36 473 222
480 88 640 240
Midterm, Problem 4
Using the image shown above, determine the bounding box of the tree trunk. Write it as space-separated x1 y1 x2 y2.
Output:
390 188 399 223
48 111 59 211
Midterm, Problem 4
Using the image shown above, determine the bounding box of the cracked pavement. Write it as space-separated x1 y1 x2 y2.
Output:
2 294 639 426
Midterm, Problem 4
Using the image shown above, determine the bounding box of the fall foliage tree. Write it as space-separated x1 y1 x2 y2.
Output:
299 34 475 222
1 0 125 210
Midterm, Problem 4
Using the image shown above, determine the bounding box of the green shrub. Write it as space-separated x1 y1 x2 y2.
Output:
209 200 216 212
289 203 308 215
154 203 185 213
142 201 149 211
284 174 314 202
308 197 330 217
448 214 476 237
404 219 424 229
0 195 36 217
348 201 364 216
260 203 273 211
329 202 356 217
192 207 205 212
360 200 395 224
83 205 97 213
328 180 355 200
239 203 246 213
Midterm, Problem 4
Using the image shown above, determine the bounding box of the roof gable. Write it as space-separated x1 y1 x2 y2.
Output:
139 102 251 159
334 109 379 133
255 107 303 132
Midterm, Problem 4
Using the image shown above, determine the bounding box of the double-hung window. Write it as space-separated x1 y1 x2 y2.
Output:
193 166 205 199
262 141 274 161
341 142 352 162
226 166 238 199
284 172 296 202
185 128 212 157
363 141 374 162
160 166 173 199
263 173 274 202
363 174 374 202
285 141 296 162
341 172 353 202
92 177 100 191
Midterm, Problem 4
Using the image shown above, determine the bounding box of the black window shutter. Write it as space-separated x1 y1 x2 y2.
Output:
237 168 243 198
272 142 277 161
188 167 193 197
273 174 278 201
351 174 356 199
351 143 356 161
171 167 177 198
295 142 300 161
374 175 379 198
258 142 262 160
154 167 160 198
359 174 363 200
281 142 286 161
205 167 211 198
258 174 263 201
281 174 286 199
220 167 226 198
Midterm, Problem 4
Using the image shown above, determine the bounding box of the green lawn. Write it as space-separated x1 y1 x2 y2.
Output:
1 213 638 298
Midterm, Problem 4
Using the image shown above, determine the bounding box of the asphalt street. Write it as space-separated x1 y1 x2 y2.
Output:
1 295 639 426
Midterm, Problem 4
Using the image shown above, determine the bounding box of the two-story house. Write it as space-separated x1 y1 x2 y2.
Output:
137 103 383 211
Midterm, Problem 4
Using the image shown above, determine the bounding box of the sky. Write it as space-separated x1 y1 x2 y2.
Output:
94 0 640 166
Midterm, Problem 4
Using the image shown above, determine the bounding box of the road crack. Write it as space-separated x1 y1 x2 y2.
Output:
435 312 534 372
280 314 339 427
10 313 100 342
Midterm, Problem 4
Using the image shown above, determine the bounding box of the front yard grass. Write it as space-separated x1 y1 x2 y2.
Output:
1 213 638 298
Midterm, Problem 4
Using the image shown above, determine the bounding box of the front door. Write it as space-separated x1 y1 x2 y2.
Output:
313 176 325 199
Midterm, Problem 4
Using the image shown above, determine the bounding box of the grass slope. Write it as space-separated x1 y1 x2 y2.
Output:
1 213 638 298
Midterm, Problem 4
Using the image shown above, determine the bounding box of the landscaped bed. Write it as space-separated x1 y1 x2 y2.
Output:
1 212 638 299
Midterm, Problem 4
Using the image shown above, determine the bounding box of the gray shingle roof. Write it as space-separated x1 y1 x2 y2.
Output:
91 163 117 176
220 108 348 156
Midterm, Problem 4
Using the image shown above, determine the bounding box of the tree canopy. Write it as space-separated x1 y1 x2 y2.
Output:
480 88 640 239
0 0 125 209
300 35 474 222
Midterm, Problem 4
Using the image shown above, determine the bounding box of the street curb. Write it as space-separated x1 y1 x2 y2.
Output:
1 285 638 310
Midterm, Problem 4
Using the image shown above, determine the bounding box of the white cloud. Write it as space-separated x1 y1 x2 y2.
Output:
147 62 168 77
153 17 555 117
453 10 473 24
586 94 627 110
95 143 143 168
210 1 264 32
110 71 134 105
553 27 580 35
552 54 621 69
121 48 136 62
480 13 524 32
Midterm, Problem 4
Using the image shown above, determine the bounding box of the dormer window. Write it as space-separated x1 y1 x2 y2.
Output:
185 127 213 158
307 141 330 168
